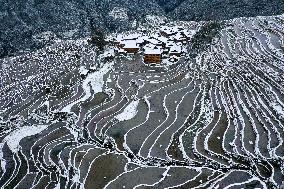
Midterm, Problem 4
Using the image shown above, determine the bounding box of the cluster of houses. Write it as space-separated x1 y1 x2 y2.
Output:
106 26 196 64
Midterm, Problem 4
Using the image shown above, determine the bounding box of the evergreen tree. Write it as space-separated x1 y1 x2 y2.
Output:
89 19 106 52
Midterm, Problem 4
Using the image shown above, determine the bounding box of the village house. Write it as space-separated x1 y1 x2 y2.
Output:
146 38 165 49
136 37 146 47
169 44 182 57
165 41 175 50
144 46 162 64
123 33 140 41
156 36 168 47
121 40 140 53
107 25 196 64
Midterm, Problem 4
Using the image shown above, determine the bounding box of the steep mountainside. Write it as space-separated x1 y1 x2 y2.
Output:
1 0 284 58
169 0 284 21
0 0 163 57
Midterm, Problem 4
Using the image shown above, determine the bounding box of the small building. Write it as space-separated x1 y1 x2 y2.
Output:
165 41 175 51
169 44 182 57
157 36 168 46
145 37 166 49
122 40 140 53
144 47 162 64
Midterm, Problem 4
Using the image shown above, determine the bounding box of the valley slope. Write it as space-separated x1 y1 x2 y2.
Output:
0 14 284 188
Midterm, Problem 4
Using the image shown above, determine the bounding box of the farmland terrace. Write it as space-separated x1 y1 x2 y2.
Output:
0 14 284 188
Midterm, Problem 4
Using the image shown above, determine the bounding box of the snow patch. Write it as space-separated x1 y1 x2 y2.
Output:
115 100 140 121
3 125 48 153
0 143 6 172
271 102 284 119
145 15 167 26
61 62 113 113
79 66 88 75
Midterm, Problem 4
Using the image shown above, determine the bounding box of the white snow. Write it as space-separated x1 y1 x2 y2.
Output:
132 20 137 28
3 125 48 153
123 34 140 40
115 100 140 121
122 40 139 49
144 47 162 55
174 32 185 41
102 49 115 58
156 36 168 43
32 31 57 42
62 29 78 38
169 44 182 54
61 62 113 113
0 143 6 172
109 7 128 20
54 182 60 189
145 15 167 26
160 26 179 36
183 30 196 38
146 38 161 45
185 72 190 79
271 102 284 119
79 66 88 75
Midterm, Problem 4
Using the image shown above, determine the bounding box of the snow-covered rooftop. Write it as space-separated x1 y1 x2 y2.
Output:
123 33 141 40
144 46 162 55
122 40 139 49
175 33 186 40
170 44 182 53
146 38 161 45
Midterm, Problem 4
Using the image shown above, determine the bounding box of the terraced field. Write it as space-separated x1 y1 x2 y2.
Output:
1 14 284 188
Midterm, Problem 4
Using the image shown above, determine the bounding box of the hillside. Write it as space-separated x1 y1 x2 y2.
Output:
0 14 284 188
1 0 284 57
0 0 163 57
170 0 284 21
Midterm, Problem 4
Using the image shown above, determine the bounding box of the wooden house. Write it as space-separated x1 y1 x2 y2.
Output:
122 40 140 53
144 47 162 64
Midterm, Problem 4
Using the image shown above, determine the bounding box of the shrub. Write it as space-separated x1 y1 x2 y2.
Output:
89 21 107 52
